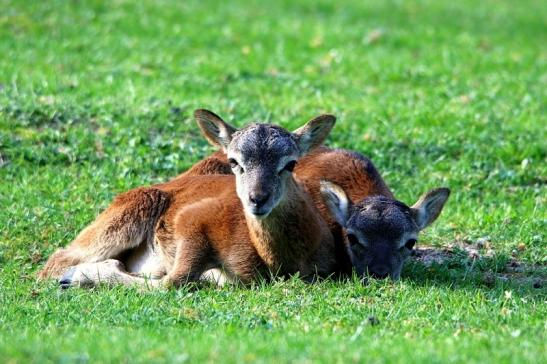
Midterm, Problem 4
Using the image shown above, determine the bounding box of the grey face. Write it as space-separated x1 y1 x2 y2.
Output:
345 197 418 279
320 181 450 280
194 109 336 219
227 124 300 217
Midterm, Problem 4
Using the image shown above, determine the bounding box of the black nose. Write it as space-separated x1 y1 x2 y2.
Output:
369 265 390 279
249 193 270 208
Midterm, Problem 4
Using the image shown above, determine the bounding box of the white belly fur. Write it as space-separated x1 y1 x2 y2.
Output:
125 243 165 278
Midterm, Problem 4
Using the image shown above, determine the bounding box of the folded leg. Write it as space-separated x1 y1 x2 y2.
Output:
39 187 170 279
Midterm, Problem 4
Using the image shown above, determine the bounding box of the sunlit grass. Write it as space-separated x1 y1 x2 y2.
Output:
0 0 545 362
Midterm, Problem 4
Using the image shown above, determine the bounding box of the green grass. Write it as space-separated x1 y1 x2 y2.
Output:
0 0 545 362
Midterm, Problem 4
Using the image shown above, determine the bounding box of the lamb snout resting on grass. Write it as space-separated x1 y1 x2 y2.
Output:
40 110 338 288
320 181 450 280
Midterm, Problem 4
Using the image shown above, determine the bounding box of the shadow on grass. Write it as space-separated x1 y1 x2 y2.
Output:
400 245 546 298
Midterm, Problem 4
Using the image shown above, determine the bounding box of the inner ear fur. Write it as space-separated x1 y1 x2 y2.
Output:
293 114 336 154
194 109 237 152
411 187 451 230
319 180 352 227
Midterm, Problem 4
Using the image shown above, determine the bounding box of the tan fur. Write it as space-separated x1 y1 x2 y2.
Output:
41 172 334 286
40 152 341 287
40 146 391 284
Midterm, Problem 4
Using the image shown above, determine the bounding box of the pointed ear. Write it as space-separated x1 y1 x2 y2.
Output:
293 114 336 155
320 180 352 227
410 188 450 230
194 109 237 152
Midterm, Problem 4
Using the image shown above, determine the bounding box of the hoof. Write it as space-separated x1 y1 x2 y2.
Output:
59 266 76 289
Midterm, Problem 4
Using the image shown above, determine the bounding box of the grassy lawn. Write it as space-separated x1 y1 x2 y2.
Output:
0 0 545 362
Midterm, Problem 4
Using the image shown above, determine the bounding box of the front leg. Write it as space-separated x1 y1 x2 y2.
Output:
164 236 215 288
221 243 268 285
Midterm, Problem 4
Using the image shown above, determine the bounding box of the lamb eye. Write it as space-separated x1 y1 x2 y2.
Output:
228 158 239 169
282 160 297 173
404 239 417 250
